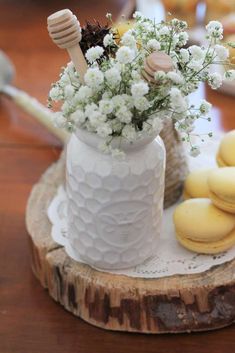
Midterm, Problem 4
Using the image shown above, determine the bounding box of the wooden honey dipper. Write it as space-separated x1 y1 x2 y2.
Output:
142 51 174 83
47 9 88 83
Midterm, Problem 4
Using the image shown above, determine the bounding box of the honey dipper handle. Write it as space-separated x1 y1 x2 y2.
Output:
68 45 87 84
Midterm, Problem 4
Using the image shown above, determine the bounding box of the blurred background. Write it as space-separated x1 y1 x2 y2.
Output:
0 0 235 150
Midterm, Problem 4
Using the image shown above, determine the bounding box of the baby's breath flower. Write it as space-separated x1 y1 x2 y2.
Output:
123 94 134 109
131 70 141 81
190 145 200 157
199 100 212 114
59 73 71 86
172 35 179 48
177 32 189 46
171 18 187 30
214 44 229 61
133 11 143 20
112 95 126 110
64 84 75 99
154 71 166 81
116 46 135 64
49 86 63 101
85 103 98 118
73 86 92 104
99 99 114 114
121 32 136 48
89 110 107 128
208 72 222 89
224 70 235 81
134 96 150 111
106 13 112 20
85 46 104 64
84 67 104 88
189 46 204 61
97 123 112 138
103 33 114 47
70 109 86 125
54 112 66 128
105 67 121 87
159 26 170 36
110 119 123 133
62 101 71 115
170 87 188 113
179 48 189 63
188 59 203 72
206 21 223 40
167 71 183 84
122 125 137 141
115 107 132 124
175 119 194 134
131 81 149 97
147 39 160 51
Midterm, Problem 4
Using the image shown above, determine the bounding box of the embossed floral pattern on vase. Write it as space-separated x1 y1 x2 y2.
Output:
66 132 165 269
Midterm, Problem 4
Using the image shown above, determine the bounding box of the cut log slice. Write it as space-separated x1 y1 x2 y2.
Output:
26 154 235 334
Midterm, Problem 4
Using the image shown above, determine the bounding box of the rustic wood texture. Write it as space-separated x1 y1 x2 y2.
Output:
26 155 235 334
1 0 235 352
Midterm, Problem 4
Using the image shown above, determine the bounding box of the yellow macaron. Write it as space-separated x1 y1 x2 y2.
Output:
217 130 235 167
183 169 212 200
173 198 235 254
208 167 235 214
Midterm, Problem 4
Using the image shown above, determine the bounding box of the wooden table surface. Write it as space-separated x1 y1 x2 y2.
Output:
0 1 235 352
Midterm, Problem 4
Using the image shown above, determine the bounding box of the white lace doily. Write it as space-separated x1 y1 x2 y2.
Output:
48 134 235 278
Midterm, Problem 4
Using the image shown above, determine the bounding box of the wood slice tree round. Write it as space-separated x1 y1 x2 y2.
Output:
26 154 235 334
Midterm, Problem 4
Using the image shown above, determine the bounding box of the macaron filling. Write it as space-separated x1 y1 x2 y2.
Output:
176 227 235 254
216 153 229 167
209 190 235 214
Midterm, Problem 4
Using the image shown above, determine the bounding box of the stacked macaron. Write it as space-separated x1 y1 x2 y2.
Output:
183 168 211 200
174 130 235 254
208 167 235 214
174 198 235 254
217 130 235 167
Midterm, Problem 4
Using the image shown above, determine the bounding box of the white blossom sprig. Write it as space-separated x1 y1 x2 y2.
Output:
48 13 235 156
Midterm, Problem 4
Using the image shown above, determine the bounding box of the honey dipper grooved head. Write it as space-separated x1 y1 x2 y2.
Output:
47 9 82 49
142 51 174 83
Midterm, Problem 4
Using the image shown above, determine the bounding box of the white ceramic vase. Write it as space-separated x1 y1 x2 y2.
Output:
66 128 166 270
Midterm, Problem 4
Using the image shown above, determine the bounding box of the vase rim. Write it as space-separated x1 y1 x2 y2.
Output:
74 128 160 152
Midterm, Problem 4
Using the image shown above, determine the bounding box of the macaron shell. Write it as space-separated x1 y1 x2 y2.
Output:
173 198 235 242
183 189 191 200
217 130 235 166
216 152 228 167
176 227 235 254
209 191 235 214
208 167 235 202
183 168 212 199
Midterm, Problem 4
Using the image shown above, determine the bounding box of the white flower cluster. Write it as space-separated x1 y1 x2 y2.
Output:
48 13 235 156
206 21 223 41
85 46 104 64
